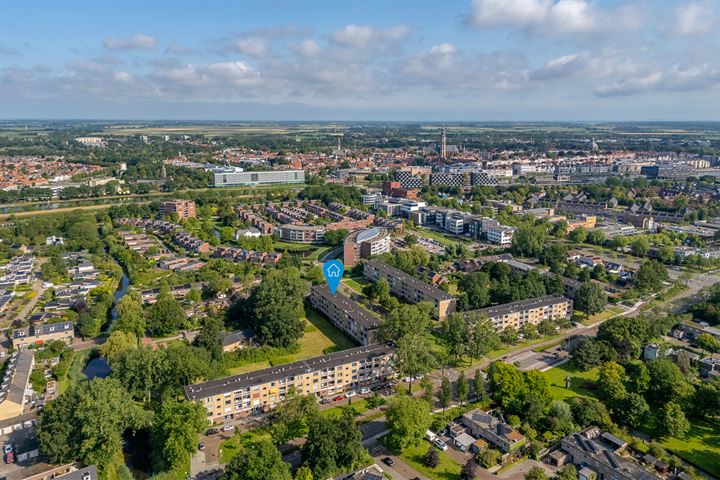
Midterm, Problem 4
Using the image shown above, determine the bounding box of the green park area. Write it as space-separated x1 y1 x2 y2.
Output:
542 364 599 400
398 442 462 480
659 419 720 478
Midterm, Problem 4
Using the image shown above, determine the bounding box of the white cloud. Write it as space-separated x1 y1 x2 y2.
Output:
230 37 269 57
531 51 637 80
673 2 719 36
595 64 720 97
465 0 642 36
329 24 410 49
290 39 320 58
103 34 157 51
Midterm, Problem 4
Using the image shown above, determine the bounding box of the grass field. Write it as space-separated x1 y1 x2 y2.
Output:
227 307 356 375
397 441 462 480
408 228 469 247
659 419 720 478
542 364 599 400
343 277 369 294
576 305 626 325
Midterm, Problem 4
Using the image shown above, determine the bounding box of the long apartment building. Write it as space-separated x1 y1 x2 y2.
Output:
185 344 395 423
160 199 196 219
309 285 379 345
12 321 75 349
465 295 572 330
0 350 34 420
363 259 456 319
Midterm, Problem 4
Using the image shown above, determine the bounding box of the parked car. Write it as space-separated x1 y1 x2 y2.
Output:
333 395 345 401
207 428 219 435
345 391 357 398
425 430 437 442
433 438 448 451
360 387 370 394
221 425 235 432
2 445 11 454
3 451 13 464
382 457 394 466
198 442 205 450
319 398 330 405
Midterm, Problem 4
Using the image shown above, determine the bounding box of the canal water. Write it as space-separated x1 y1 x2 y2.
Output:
84 262 130 379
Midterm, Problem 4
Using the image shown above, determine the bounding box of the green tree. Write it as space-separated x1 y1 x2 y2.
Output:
294 466 314 480
147 286 185 336
568 227 587 243
249 268 309 348
440 376 452 409
634 261 669 293
378 303 433 341
395 333 436 393
443 313 468 361
272 389 319 444
36 378 149 470
111 347 163 404
525 466 550 480
100 330 137 363
618 392 649 428
151 398 208 470
659 402 690 438
597 361 627 406
473 369 485 400
420 376 434 406
512 224 548 257
487 362 527 413
324 229 349 246
574 282 607 316
458 271 491 309
385 396 431 451
302 409 365 479
467 315 501 360
457 371 469 406
425 446 440 468
193 316 224 362
554 464 578 480
646 359 694 406
113 291 146 338
631 236 650 257
697 333 720 353
222 440 292 480
477 448 500 468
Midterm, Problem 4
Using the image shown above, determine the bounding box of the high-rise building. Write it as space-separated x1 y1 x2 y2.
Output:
160 199 197 219
441 126 447 159
343 227 391 267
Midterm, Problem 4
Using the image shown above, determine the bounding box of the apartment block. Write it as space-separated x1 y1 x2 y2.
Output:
184 344 395 422
160 199 197 219
0 350 34 420
309 285 379 345
12 321 74 349
363 259 456 319
213 169 305 187
277 224 325 243
465 295 572 330
343 227 391 268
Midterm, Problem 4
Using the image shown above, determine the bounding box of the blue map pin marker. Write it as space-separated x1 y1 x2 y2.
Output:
322 259 344 295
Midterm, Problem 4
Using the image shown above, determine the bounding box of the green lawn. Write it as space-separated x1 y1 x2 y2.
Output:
58 349 92 394
397 441 462 480
343 277 368 294
407 228 469 247
576 305 626 325
226 307 356 375
659 419 720 478
220 427 273 463
542 364 599 400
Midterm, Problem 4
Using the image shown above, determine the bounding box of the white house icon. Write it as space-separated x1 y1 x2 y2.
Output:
326 264 341 278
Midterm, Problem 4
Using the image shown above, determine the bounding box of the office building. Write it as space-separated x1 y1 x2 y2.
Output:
486 225 514 245
363 260 456 319
160 199 196 219
213 169 305 187
343 227 391 267
0 350 34 420
309 285 379 345
185 344 395 422
466 295 572 330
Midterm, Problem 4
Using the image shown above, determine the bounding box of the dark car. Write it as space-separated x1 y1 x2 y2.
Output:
207 428 219 435
382 457 394 466
198 442 205 450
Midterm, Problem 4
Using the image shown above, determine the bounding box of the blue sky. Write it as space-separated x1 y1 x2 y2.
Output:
1 0 718 120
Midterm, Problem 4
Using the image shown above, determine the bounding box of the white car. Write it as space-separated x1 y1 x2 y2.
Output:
221 425 235 432
360 387 370 394
425 430 437 442
345 391 357 398
433 438 448 451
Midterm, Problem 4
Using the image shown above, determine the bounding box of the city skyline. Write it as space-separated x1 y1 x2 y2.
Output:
1 0 719 120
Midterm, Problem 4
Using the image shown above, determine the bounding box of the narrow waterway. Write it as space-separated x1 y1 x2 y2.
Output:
109 268 130 322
